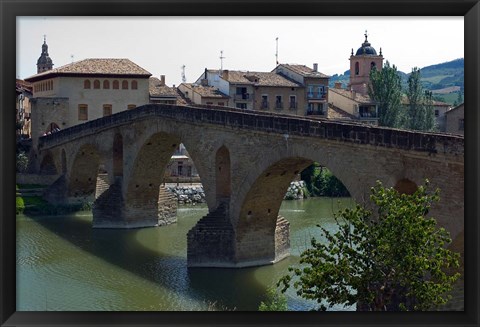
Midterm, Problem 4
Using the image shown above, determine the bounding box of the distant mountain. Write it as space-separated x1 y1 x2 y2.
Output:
328 58 464 105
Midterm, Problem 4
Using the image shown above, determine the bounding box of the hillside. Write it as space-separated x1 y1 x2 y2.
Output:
328 58 464 105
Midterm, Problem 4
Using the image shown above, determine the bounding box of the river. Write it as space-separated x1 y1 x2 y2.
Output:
16 197 355 311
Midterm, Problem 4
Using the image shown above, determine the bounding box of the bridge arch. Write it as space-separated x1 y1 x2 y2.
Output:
39 150 58 175
215 145 231 206
68 144 101 199
123 131 181 226
113 133 123 177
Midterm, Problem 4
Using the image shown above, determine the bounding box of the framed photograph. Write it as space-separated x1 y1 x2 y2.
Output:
2 0 479 326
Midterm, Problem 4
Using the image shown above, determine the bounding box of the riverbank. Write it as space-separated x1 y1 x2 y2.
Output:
164 181 308 205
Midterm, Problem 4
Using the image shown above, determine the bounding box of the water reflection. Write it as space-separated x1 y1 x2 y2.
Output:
16 198 353 311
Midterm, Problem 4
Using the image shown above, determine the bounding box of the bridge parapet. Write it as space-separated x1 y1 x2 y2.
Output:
38 104 463 158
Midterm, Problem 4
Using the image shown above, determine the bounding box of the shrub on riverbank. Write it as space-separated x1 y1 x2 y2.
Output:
20 195 92 215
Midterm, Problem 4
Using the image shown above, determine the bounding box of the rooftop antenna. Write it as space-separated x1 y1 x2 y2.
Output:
181 65 186 83
220 50 226 71
275 37 279 65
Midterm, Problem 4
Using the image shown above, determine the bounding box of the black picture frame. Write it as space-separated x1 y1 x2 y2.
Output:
2 1 479 326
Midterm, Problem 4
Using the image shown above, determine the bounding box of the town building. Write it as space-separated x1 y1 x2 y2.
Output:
25 57 152 136
16 79 33 139
194 69 305 116
177 82 230 107
328 82 379 125
348 32 384 96
273 63 330 116
149 75 178 105
445 103 464 135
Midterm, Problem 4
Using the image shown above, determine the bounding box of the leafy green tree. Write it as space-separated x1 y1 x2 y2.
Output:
368 61 403 128
279 180 460 311
16 151 29 173
258 287 288 311
405 68 436 131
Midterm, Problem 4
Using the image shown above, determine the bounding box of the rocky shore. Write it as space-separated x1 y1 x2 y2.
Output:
165 181 307 205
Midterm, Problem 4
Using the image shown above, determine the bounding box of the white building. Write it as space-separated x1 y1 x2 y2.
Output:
25 58 152 132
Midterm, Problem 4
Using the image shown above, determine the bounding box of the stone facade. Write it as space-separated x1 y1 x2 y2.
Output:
36 104 464 268
445 103 464 135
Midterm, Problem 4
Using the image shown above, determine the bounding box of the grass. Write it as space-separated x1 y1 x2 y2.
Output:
18 184 45 189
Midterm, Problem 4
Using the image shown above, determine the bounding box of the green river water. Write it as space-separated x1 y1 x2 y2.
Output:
16 197 355 311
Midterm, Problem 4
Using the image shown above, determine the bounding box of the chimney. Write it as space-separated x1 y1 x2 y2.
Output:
204 68 208 79
334 82 342 89
222 69 229 80
201 79 208 86
160 75 165 86
313 63 318 72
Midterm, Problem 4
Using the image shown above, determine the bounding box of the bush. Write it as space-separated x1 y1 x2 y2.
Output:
258 287 288 311
16 196 25 214
16 151 29 173
279 180 460 311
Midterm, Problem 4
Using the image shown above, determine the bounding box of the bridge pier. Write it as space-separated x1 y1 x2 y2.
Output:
187 207 290 268
93 180 177 228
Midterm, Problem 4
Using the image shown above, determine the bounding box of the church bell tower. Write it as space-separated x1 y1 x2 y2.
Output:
348 31 383 95
36 35 54 74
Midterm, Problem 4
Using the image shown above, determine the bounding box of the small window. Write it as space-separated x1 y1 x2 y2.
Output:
434 109 439 117
355 62 360 75
459 119 464 130
78 104 88 120
84 80 91 89
103 104 112 116
113 80 119 89
131 80 138 90
370 62 376 70
127 104 136 110
218 102 225 106
93 80 100 89
103 80 110 89
206 102 213 105
122 80 129 89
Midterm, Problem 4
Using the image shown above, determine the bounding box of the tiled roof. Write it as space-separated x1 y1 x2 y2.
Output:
149 77 177 97
278 64 330 78
401 95 451 107
181 83 229 98
207 69 301 87
25 58 151 81
329 88 374 104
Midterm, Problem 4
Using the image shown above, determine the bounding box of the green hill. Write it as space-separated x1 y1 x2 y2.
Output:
328 58 464 105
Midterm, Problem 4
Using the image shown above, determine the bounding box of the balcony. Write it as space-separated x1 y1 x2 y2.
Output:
275 102 283 110
260 101 269 110
307 92 327 100
234 93 251 101
289 102 298 110
306 110 326 116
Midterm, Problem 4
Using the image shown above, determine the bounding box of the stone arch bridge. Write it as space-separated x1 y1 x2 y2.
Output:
35 104 464 268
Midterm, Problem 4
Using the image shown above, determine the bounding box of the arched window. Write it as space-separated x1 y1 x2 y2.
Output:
371 62 376 70
131 80 138 90
355 62 360 75
84 80 91 89
103 80 110 89
93 80 100 89
122 80 129 89
113 80 119 89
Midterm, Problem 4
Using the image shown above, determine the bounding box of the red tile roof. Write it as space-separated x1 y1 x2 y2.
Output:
25 58 151 82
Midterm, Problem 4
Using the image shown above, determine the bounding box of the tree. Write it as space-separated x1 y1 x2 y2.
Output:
368 61 403 128
405 68 436 131
279 180 460 311
258 287 288 311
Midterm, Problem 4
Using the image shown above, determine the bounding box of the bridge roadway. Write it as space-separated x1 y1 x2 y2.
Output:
35 104 464 268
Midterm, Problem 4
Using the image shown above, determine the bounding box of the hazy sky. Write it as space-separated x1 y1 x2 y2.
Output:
17 17 464 86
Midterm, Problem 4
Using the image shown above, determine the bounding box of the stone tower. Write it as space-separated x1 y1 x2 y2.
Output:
348 31 383 95
36 36 54 74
